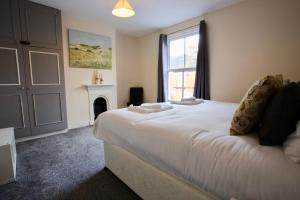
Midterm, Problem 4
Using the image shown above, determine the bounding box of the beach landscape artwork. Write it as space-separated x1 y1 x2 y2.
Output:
68 29 112 69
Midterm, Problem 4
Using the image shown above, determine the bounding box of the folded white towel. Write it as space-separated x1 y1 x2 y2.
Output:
170 99 204 105
141 103 162 109
181 97 196 102
128 104 173 113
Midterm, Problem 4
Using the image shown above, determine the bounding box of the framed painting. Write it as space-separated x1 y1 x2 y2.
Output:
68 29 112 69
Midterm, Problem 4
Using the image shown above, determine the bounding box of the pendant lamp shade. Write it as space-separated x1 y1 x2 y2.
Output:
112 0 135 18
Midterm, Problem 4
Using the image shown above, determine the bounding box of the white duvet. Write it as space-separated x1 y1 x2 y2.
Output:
94 101 300 200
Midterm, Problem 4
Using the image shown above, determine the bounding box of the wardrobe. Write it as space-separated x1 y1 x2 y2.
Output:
0 0 67 138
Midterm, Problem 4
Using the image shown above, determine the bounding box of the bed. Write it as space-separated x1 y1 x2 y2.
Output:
94 101 300 200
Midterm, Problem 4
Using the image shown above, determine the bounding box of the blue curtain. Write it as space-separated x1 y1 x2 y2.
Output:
194 20 210 99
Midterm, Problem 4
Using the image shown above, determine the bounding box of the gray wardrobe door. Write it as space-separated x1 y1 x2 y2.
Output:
0 44 31 138
0 0 21 45
23 47 67 135
20 0 62 49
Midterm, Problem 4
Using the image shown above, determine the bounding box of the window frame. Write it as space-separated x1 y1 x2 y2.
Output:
166 27 199 101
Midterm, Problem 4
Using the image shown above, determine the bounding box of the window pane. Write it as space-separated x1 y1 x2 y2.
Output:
183 88 194 98
168 71 183 101
183 71 196 98
170 38 184 69
185 35 199 68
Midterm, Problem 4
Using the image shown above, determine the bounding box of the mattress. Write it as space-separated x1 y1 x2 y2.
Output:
94 101 300 200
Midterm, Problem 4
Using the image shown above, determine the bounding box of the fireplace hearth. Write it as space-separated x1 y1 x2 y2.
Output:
93 97 107 120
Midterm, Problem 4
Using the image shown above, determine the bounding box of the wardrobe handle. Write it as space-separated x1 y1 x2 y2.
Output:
20 40 31 45
19 86 25 90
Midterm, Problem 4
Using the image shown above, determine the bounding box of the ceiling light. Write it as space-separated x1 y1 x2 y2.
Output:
112 0 135 18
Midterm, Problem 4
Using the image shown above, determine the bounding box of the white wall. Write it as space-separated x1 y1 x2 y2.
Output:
137 32 160 103
62 15 117 129
62 15 141 129
116 33 141 108
138 0 300 103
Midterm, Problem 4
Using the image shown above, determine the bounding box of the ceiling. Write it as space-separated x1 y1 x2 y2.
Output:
31 0 243 37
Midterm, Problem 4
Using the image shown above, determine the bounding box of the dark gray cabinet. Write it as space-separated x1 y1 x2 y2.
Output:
0 44 31 138
20 0 62 49
0 0 67 138
0 0 21 45
23 47 67 135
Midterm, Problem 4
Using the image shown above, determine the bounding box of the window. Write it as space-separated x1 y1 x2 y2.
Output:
167 29 199 101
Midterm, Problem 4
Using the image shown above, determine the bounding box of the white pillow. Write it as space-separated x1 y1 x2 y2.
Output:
283 121 300 163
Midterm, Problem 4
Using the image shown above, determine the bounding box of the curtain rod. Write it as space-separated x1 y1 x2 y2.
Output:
167 24 199 35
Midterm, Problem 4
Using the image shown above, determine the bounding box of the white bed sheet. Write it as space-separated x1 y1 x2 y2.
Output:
94 101 300 200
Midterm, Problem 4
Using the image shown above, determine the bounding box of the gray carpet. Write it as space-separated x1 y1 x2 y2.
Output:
0 127 141 200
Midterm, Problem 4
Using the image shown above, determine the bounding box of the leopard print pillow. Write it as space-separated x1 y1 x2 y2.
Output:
230 75 283 135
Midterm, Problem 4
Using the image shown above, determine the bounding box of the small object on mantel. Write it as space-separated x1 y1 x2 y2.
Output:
94 70 104 85
0 128 17 185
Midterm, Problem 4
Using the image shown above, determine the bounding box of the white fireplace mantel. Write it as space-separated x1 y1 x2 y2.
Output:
85 83 115 90
84 84 117 125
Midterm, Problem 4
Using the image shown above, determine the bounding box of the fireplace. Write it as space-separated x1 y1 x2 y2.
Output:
85 84 117 125
94 97 107 120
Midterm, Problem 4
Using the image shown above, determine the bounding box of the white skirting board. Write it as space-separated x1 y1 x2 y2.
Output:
16 122 91 143
68 120 90 129
104 142 218 200
16 129 69 143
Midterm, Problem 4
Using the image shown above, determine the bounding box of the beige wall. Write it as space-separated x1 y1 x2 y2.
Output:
62 15 117 129
138 0 300 103
137 32 160 102
62 16 140 129
62 15 141 129
116 33 141 108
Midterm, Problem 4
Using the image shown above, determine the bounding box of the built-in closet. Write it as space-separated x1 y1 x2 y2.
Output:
0 0 67 138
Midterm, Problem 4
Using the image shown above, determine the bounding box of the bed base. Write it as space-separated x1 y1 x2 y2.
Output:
104 142 217 200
